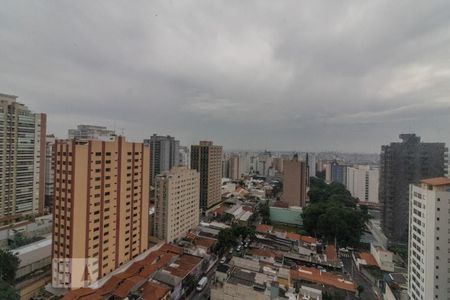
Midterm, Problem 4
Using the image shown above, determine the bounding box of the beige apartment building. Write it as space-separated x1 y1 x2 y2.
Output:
191 141 223 211
0 93 46 223
282 155 307 207
154 166 200 242
227 155 240 180
52 137 149 289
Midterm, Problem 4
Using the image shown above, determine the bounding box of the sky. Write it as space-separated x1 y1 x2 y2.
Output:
1 1 450 153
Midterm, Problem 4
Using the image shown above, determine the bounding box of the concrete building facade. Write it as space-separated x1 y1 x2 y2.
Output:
68 124 115 141
380 134 447 243
191 141 223 211
306 153 316 178
346 165 379 204
154 167 200 242
0 93 46 223
178 146 190 167
282 155 307 207
144 134 180 186
408 177 450 300
45 134 56 211
52 137 149 289
331 161 348 185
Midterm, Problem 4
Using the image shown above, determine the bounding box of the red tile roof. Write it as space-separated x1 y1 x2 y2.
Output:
299 235 317 244
421 177 450 186
163 254 202 278
194 236 216 249
359 252 379 268
112 275 145 298
285 232 301 241
284 231 318 244
291 267 357 293
62 288 95 300
250 248 277 258
142 281 171 300
62 243 180 300
256 224 273 233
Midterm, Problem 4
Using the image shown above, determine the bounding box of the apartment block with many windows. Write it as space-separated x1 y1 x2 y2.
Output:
191 141 222 211
0 93 46 223
154 166 200 242
408 177 450 300
52 136 149 289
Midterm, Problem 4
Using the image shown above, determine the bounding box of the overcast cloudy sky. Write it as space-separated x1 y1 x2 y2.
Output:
2 1 450 152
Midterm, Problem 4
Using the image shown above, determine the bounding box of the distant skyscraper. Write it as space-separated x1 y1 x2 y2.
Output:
324 163 332 183
380 134 447 243
154 167 200 242
227 155 240 180
282 155 307 207
178 146 190 167
272 157 284 173
0 93 46 222
331 161 348 185
68 124 115 141
408 177 450 300
346 165 379 204
45 134 56 211
52 137 149 288
306 153 316 178
191 141 223 211
144 134 180 186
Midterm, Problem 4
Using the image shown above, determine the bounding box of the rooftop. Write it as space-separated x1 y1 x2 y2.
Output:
256 224 273 233
359 252 379 268
63 243 181 300
141 281 171 300
291 267 357 293
421 177 450 187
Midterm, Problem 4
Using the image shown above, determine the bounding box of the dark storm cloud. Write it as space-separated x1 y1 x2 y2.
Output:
1 0 450 152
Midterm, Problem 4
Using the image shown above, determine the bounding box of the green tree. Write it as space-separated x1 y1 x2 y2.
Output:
259 202 271 225
302 177 367 247
0 249 20 284
0 280 17 300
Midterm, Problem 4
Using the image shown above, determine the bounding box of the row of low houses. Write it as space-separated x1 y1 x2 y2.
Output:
61 237 217 300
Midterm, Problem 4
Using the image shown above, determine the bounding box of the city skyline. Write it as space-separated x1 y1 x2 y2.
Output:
2 1 450 152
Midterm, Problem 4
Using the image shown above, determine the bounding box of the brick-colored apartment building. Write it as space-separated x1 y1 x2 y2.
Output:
52 137 149 288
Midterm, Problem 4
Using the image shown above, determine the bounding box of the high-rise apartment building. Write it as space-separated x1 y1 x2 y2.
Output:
272 157 284 173
191 141 222 211
306 153 316 178
222 155 240 180
408 177 450 300
346 165 379 204
178 146 190 167
0 93 46 223
282 155 307 207
144 134 180 186
45 134 56 211
380 134 447 243
154 167 200 242
227 155 240 180
52 137 149 288
331 161 348 185
68 124 116 141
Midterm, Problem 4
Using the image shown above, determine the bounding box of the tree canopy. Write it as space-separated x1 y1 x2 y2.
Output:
213 224 255 256
0 249 20 284
303 177 369 247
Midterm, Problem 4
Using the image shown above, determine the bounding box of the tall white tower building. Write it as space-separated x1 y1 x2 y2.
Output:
408 177 450 300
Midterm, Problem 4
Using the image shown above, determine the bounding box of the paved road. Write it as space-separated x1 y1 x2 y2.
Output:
188 257 217 300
